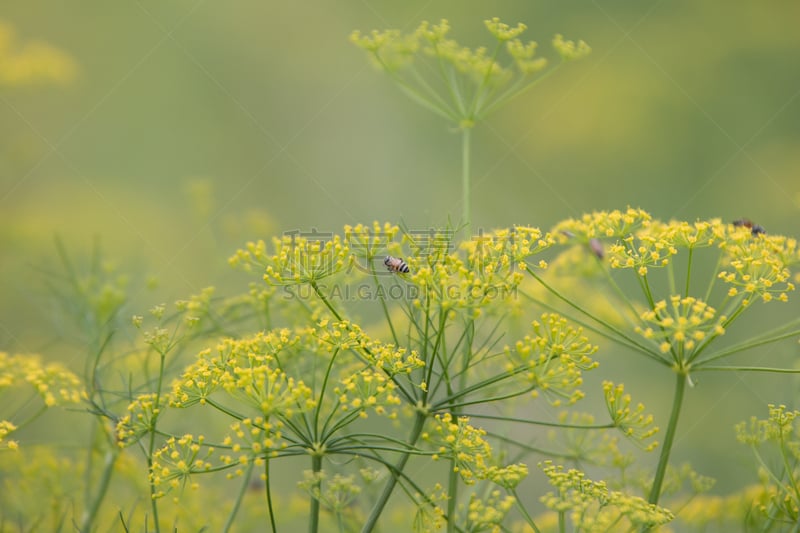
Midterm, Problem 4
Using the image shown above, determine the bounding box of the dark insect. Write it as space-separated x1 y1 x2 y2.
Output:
589 238 604 260
384 255 410 273
732 218 766 236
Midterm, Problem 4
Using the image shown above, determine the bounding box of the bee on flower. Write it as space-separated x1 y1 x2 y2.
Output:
384 255 410 274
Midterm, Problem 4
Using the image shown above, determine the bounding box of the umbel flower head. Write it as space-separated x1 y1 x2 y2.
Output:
350 18 590 125
504 313 598 406
229 233 351 285
538 461 674 529
636 296 726 358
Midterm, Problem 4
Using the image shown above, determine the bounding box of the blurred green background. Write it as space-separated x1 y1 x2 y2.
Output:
2 0 800 505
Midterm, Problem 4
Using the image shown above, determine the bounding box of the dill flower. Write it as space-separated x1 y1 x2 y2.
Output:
504 313 598 406
229 233 351 285
344 221 401 270
483 462 528 490
635 296 725 358
334 368 402 419
606 230 678 276
352 18 590 126
539 461 674 529
552 34 592 61
553 208 652 241
298 471 362 515
0 420 18 450
735 405 800 525
464 490 516 532
312 320 424 375
422 413 492 485
222 417 286 465
735 404 798 446
150 434 214 499
0 352 84 407
603 382 659 451
719 230 796 302
116 392 163 447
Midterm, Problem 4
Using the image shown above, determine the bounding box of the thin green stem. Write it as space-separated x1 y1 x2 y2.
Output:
361 411 427 533
309 454 323 533
314 348 340 440
311 280 343 321
223 461 255 533
146 350 168 533
511 489 541 533
647 371 687 506
265 457 277 533
79 448 118 532
371 270 399 346
478 66 560 119
693 365 800 374
693 326 800 367
447 457 458 533
524 269 669 365
462 127 472 235
684 247 694 297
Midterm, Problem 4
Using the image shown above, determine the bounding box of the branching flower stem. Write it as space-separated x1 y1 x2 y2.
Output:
361 411 427 533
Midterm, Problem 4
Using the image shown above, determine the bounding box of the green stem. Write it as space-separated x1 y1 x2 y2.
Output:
511 489 541 533
462 127 472 236
361 411 427 533
265 458 277 533
223 461 255 533
146 350 168 533
371 270 399 346
647 371 687 505
79 448 118 532
309 454 323 533
447 458 458 533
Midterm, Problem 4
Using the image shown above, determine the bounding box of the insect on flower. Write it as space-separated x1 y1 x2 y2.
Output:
589 238 604 260
732 218 766 236
384 255 410 274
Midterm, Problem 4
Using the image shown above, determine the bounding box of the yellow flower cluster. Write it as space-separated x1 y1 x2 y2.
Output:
734 405 800 525
505 313 598 406
344 221 400 263
175 286 216 327
0 420 18 451
483 462 528 490
298 470 362 514
229 233 351 285
636 296 725 357
539 461 674 529
221 417 285 468
334 368 402 419
607 231 678 276
171 329 300 409
736 404 798 446
553 208 652 241
422 413 492 485
0 20 77 86
552 34 592 61
719 231 796 302
150 434 214 500
602 382 659 451
313 320 424 375
116 392 162 447
464 490 515 532
351 18 589 104
0 352 84 408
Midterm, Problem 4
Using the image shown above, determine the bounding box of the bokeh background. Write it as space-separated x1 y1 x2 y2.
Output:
2 0 800 518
